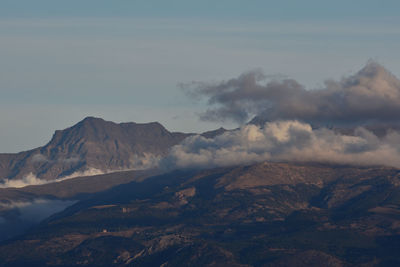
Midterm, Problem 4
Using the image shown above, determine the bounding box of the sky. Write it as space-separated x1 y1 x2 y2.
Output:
1 0 400 152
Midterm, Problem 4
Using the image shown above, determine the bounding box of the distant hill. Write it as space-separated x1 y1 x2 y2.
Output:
2 162 400 266
0 117 190 181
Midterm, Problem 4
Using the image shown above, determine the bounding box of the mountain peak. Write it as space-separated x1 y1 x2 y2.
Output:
79 116 106 124
75 116 114 129
77 117 166 132
201 127 227 139
82 116 104 122
0 117 191 180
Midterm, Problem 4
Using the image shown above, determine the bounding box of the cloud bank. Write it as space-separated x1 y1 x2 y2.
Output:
162 120 400 169
0 168 105 188
0 153 160 189
184 61 400 125
0 173 49 188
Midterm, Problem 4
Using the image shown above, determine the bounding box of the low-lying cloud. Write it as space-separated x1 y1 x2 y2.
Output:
60 168 106 180
162 120 400 169
0 168 106 188
0 199 76 222
0 173 49 188
183 61 400 126
0 199 76 241
0 152 160 188
129 152 161 170
31 153 81 164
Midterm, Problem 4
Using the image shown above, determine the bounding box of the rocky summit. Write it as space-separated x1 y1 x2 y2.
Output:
0 117 189 181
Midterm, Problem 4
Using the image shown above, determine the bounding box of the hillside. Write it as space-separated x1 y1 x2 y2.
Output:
1 162 400 266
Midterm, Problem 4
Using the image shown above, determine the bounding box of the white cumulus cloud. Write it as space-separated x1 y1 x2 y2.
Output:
162 120 400 169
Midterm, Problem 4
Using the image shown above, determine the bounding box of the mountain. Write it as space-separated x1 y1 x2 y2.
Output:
200 127 227 139
0 117 231 242
0 117 190 181
2 161 400 266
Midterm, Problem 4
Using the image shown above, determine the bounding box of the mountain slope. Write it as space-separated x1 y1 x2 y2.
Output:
0 117 190 181
2 162 400 266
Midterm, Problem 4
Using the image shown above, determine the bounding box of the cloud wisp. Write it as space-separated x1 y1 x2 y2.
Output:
162 120 400 170
0 173 49 188
0 168 106 188
31 154 81 164
183 61 400 126
0 152 161 189
0 199 76 223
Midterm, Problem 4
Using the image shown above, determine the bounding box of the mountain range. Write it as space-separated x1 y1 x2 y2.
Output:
1 162 400 266
1 117 400 266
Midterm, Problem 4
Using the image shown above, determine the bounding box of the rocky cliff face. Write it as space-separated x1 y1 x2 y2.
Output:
0 117 190 181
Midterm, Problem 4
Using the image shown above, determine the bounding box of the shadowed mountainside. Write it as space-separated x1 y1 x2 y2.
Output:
0 169 160 203
0 169 161 243
2 162 400 266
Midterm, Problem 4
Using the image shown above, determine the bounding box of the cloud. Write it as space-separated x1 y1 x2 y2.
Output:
0 173 48 188
0 198 76 241
162 120 400 169
31 154 81 165
183 61 400 126
59 168 106 180
0 168 105 188
31 153 48 163
129 153 161 170
0 152 158 188
0 199 76 223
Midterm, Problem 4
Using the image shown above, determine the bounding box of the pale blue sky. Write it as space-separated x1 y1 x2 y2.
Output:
1 0 400 152
1 0 399 20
